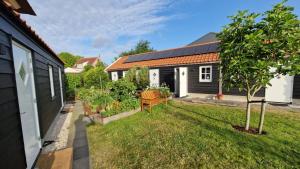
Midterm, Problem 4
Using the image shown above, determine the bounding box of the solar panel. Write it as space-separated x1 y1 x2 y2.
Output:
125 42 220 63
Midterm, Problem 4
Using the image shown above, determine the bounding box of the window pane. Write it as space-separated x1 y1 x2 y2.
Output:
202 74 205 79
202 68 206 73
206 67 211 73
206 74 211 80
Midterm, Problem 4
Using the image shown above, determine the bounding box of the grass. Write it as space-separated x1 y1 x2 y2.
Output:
87 101 300 169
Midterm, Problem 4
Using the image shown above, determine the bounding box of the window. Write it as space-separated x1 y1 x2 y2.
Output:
48 65 55 98
199 65 212 82
123 71 127 77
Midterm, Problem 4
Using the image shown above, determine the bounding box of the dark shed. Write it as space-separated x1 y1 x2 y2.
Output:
0 1 65 168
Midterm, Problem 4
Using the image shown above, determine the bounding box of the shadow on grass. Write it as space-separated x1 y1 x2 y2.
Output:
164 103 300 165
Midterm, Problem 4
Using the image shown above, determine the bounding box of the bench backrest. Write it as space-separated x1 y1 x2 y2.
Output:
141 90 161 100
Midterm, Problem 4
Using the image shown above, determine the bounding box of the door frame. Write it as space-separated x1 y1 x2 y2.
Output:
149 68 160 87
174 67 188 97
12 40 42 167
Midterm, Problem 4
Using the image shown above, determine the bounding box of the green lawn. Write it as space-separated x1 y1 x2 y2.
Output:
87 101 300 169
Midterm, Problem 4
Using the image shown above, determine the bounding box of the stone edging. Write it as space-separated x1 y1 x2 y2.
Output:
90 108 141 125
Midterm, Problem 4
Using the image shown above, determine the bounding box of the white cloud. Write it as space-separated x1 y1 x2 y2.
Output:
22 0 176 63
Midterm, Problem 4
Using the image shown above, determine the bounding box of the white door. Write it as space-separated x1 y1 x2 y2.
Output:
179 67 188 97
149 69 159 87
12 41 41 169
265 74 294 103
58 68 64 109
111 71 118 81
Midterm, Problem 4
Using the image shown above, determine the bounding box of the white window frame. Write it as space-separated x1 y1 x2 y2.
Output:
199 65 212 82
123 71 127 78
48 65 55 98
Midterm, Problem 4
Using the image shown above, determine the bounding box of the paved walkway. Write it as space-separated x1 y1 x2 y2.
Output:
177 97 300 112
68 101 90 169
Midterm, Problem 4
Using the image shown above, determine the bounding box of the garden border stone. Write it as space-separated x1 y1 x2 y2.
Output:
90 108 141 125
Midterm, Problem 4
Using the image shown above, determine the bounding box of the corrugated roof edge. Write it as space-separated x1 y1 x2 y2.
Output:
1 1 65 64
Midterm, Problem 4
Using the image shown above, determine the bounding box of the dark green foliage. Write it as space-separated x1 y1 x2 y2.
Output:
101 97 140 117
58 52 82 67
108 79 137 101
83 66 109 88
115 40 155 60
77 87 114 112
83 64 93 72
124 66 149 90
87 101 300 168
65 74 82 99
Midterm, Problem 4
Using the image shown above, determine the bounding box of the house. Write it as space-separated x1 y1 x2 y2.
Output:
0 1 65 168
106 32 300 105
65 57 100 73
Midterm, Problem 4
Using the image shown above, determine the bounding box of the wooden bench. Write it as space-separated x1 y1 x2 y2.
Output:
140 90 167 113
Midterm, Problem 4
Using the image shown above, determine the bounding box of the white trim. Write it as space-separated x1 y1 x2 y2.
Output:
199 65 212 82
123 71 127 77
48 65 55 97
111 71 118 81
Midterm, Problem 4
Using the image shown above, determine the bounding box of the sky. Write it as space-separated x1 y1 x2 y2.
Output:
23 0 300 64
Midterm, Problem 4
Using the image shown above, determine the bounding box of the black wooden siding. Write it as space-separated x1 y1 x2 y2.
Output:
118 70 123 79
159 67 175 92
33 52 64 137
188 63 219 94
293 75 300 99
0 30 26 169
1 2 64 143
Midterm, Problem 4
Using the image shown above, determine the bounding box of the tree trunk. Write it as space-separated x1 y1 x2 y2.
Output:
245 101 251 130
258 99 266 134
245 92 252 131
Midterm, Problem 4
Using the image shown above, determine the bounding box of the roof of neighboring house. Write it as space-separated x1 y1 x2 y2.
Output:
1 1 64 64
106 39 220 71
125 41 219 63
75 57 100 65
188 32 219 46
106 52 219 71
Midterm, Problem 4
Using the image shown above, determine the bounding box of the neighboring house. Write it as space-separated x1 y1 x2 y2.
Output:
106 32 300 105
65 57 100 73
0 1 65 168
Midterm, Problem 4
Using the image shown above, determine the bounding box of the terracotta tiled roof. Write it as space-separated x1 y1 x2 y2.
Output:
1 1 64 64
106 53 219 71
75 57 100 65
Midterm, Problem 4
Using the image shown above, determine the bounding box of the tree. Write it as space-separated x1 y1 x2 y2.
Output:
217 1 300 132
58 52 82 67
83 66 109 89
114 40 155 60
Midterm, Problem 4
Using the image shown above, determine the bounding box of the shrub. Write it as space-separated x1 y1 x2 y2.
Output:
108 79 137 101
83 66 109 88
158 83 171 98
65 74 82 100
124 66 149 90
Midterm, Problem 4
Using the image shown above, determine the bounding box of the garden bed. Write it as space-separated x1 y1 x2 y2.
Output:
89 108 141 125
